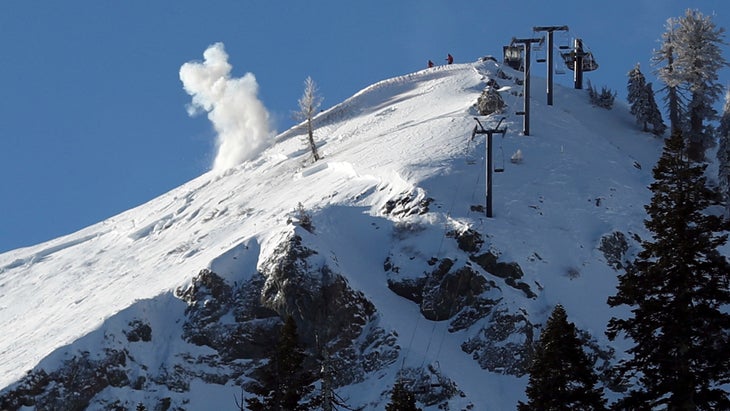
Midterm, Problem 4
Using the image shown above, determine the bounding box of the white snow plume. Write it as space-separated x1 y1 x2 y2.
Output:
180 42 274 171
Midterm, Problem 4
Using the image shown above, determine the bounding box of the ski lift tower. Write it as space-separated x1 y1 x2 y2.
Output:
532 25 569 106
472 117 507 218
511 36 543 136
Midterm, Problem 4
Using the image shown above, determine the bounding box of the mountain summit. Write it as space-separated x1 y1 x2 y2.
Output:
0 57 663 410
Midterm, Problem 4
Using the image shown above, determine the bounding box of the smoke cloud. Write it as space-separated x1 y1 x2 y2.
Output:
180 42 274 171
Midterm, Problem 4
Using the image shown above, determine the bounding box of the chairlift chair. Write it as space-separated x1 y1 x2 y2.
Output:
534 36 547 63
560 38 599 72
560 51 599 71
502 45 524 71
494 130 506 173
535 47 546 63
557 31 572 50
581 52 599 71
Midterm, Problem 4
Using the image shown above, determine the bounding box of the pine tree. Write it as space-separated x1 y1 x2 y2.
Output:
246 315 317 411
645 82 667 136
587 79 616 110
517 305 607 411
607 130 730 410
296 76 323 162
627 63 666 136
654 9 728 161
717 88 730 211
385 380 421 411
653 18 686 135
627 63 649 130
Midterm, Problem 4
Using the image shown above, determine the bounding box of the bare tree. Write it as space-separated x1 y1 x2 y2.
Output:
296 76 323 162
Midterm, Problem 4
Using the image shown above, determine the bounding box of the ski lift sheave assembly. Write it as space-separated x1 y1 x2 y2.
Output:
471 117 507 173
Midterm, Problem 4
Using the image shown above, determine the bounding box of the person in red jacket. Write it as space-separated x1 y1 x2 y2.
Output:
446 53 454 64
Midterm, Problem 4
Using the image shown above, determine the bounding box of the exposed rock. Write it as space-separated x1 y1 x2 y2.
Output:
175 269 279 360
449 228 484 254
382 193 433 216
125 319 152 343
476 86 505 116
449 296 501 332
1 349 129 411
387 276 426 304
598 231 629 270
396 364 463 407
471 251 536 298
257 233 400 387
462 307 535 376
421 261 488 321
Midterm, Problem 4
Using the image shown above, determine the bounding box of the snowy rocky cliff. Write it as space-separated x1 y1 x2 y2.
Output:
0 57 663 410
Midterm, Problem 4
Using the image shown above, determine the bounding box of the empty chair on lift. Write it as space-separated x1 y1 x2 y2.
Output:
503 45 524 71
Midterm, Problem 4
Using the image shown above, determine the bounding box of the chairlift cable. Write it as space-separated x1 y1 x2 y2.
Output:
405 111 509 389
400 143 469 377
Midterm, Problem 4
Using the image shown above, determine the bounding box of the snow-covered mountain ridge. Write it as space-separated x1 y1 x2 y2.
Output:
0 58 663 410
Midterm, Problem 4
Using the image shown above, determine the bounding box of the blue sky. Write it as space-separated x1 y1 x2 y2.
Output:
0 0 727 253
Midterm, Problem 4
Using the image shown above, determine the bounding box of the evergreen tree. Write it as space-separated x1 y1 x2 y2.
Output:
385 380 421 411
717 88 730 211
644 82 667 136
607 130 730 410
653 18 686 135
246 315 317 411
654 9 728 161
627 63 666 135
517 305 607 411
587 80 616 110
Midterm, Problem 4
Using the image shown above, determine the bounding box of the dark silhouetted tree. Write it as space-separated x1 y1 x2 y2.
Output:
607 130 730 410
385 380 421 411
717 88 730 212
246 315 317 411
518 304 607 411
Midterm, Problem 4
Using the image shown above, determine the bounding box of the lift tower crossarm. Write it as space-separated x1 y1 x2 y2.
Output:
532 25 569 32
532 25 569 106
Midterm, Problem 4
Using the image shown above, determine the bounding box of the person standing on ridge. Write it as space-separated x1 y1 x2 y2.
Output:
428 60 434 68
446 53 453 64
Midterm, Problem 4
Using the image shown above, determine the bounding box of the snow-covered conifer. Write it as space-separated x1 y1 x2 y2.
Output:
654 9 728 161
627 64 666 135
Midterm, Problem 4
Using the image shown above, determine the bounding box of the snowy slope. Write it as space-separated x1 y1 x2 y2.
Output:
0 57 663 409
